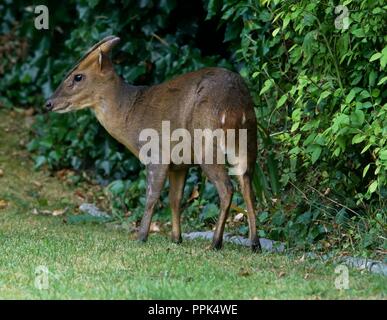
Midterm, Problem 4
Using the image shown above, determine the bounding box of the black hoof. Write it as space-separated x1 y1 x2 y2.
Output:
137 233 148 243
251 239 261 253
211 240 223 250
172 235 182 244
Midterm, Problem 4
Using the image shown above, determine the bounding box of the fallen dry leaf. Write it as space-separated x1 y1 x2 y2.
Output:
0 199 8 209
19 139 26 147
32 180 42 188
0 168 3 177
233 212 244 222
188 187 199 202
278 271 286 278
52 209 66 216
149 222 161 233
74 189 86 200
56 169 74 181
32 208 67 216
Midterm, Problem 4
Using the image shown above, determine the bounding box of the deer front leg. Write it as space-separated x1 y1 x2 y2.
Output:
138 164 169 242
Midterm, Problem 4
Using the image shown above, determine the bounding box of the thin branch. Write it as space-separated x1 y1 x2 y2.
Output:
151 33 169 47
289 181 309 201
307 185 361 217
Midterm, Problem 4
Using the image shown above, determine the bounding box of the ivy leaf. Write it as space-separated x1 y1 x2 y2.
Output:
272 27 280 37
380 46 387 69
310 145 322 164
206 0 221 19
291 122 300 132
369 52 382 62
224 23 242 42
259 79 274 95
283 14 290 29
302 31 316 59
377 76 387 85
351 110 365 126
351 28 365 38
34 156 46 169
108 180 125 195
200 203 218 221
361 144 372 154
87 0 100 8
276 94 287 108
317 90 331 104
380 149 387 161
272 211 285 226
336 208 348 225
369 70 377 87
368 180 378 193
345 87 361 104
352 134 366 144
259 211 269 223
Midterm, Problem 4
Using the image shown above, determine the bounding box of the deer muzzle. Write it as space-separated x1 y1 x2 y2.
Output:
44 98 71 113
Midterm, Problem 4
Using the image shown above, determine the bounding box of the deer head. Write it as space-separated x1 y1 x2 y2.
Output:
45 36 120 113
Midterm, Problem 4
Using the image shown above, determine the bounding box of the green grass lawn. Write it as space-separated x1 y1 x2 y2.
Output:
0 109 386 299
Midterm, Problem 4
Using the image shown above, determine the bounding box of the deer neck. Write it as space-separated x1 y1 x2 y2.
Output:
93 75 144 157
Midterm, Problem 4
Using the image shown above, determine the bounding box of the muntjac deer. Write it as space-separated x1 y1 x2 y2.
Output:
46 36 260 251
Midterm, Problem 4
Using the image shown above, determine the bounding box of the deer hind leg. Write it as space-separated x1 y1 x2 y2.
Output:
200 164 233 250
237 173 261 252
168 168 188 244
138 164 169 242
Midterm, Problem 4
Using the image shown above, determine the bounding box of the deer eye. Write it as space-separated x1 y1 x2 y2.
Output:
74 74 83 82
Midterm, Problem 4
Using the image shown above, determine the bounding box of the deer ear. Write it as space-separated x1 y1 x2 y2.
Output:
79 36 120 71
99 36 120 54
98 47 103 71
97 47 112 72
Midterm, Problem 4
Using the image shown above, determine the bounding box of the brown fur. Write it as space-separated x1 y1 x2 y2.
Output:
46 36 260 251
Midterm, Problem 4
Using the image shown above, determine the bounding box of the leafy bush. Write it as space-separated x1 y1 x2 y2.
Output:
212 0 387 202
210 0 386 252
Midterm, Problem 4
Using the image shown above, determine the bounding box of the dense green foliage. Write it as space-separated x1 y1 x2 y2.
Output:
1 0 386 254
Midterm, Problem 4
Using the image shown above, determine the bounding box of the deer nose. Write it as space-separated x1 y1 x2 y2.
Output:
45 100 53 110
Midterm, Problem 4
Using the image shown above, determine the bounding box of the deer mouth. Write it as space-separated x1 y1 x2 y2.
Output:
52 102 71 113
